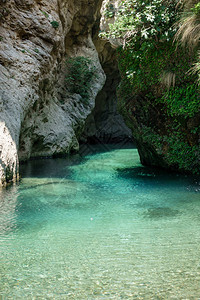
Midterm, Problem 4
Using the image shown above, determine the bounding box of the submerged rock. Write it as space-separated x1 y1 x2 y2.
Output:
145 207 180 219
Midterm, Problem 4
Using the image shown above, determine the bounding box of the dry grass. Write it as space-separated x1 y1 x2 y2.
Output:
175 0 200 85
175 14 200 48
175 0 200 49
160 71 176 88
181 0 198 8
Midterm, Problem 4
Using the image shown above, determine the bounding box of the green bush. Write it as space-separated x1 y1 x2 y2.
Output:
100 0 200 174
191 2 200 15
104 4 115 19
101 0 179 42
159 84 200 118
65 56 97 101
141 125 200 174
51 21 59 28
104 0 198 114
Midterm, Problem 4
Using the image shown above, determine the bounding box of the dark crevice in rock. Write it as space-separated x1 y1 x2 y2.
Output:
81 41 132 145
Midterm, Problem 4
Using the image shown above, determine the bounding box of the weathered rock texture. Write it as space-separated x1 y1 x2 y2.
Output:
0 0 107 185
82 40 132 143
118 93 200 174
100 0 122 48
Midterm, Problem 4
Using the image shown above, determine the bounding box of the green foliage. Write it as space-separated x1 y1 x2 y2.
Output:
191 2 200 15
65 56 97 101
41 10 49 18
108 0 198 115
102 0 200 173
104 4 115 18
165 133 200 174
102 0 179 44
193 56 200 84
159 84 200 118
141 125 200 174
51 21 59 28
103 0 187 100
117 41 196 101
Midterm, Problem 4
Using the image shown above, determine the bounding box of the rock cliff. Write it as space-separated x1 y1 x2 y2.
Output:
0 0 132 186
82 39 132 144
0 0 107 186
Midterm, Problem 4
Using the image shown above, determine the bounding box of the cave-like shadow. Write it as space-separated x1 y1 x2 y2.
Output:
116 164 199 186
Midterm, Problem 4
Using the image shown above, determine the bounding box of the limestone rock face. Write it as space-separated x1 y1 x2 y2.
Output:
0 0 106 185
82 40 132 143
100 0 123 48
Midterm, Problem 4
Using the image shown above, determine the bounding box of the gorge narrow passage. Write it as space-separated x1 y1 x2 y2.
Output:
1 144 200 298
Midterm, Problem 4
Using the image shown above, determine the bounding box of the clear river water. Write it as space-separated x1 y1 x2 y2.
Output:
1 144 200 299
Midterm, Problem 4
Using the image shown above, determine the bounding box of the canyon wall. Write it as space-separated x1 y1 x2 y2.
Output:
2 0 197 187
0 0 107 186
82 39 132 144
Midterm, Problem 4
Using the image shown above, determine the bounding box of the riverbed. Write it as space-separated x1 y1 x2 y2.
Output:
1 144 200 298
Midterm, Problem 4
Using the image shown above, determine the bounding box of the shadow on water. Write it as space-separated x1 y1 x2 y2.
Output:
20 142 136 179
116 164 200 219
3 143 200 234
79 141 136 156
116 165 200 189
144 207 181 219
19 155 84 179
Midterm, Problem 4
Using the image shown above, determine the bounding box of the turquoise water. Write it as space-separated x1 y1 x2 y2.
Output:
1 145 200 299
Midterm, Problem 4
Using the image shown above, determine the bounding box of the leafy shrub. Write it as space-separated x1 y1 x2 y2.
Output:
101 0 200 174
100 0 186 100
159 84 200 118
104 4 115 18
191 2 200 15
166 136 199 173
102 0 198 108
141 125 200 174
101 0 179 43
65 56 97 101
51 21 59 28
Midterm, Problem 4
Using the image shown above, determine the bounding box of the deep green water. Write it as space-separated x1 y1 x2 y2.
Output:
1 145 200 299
